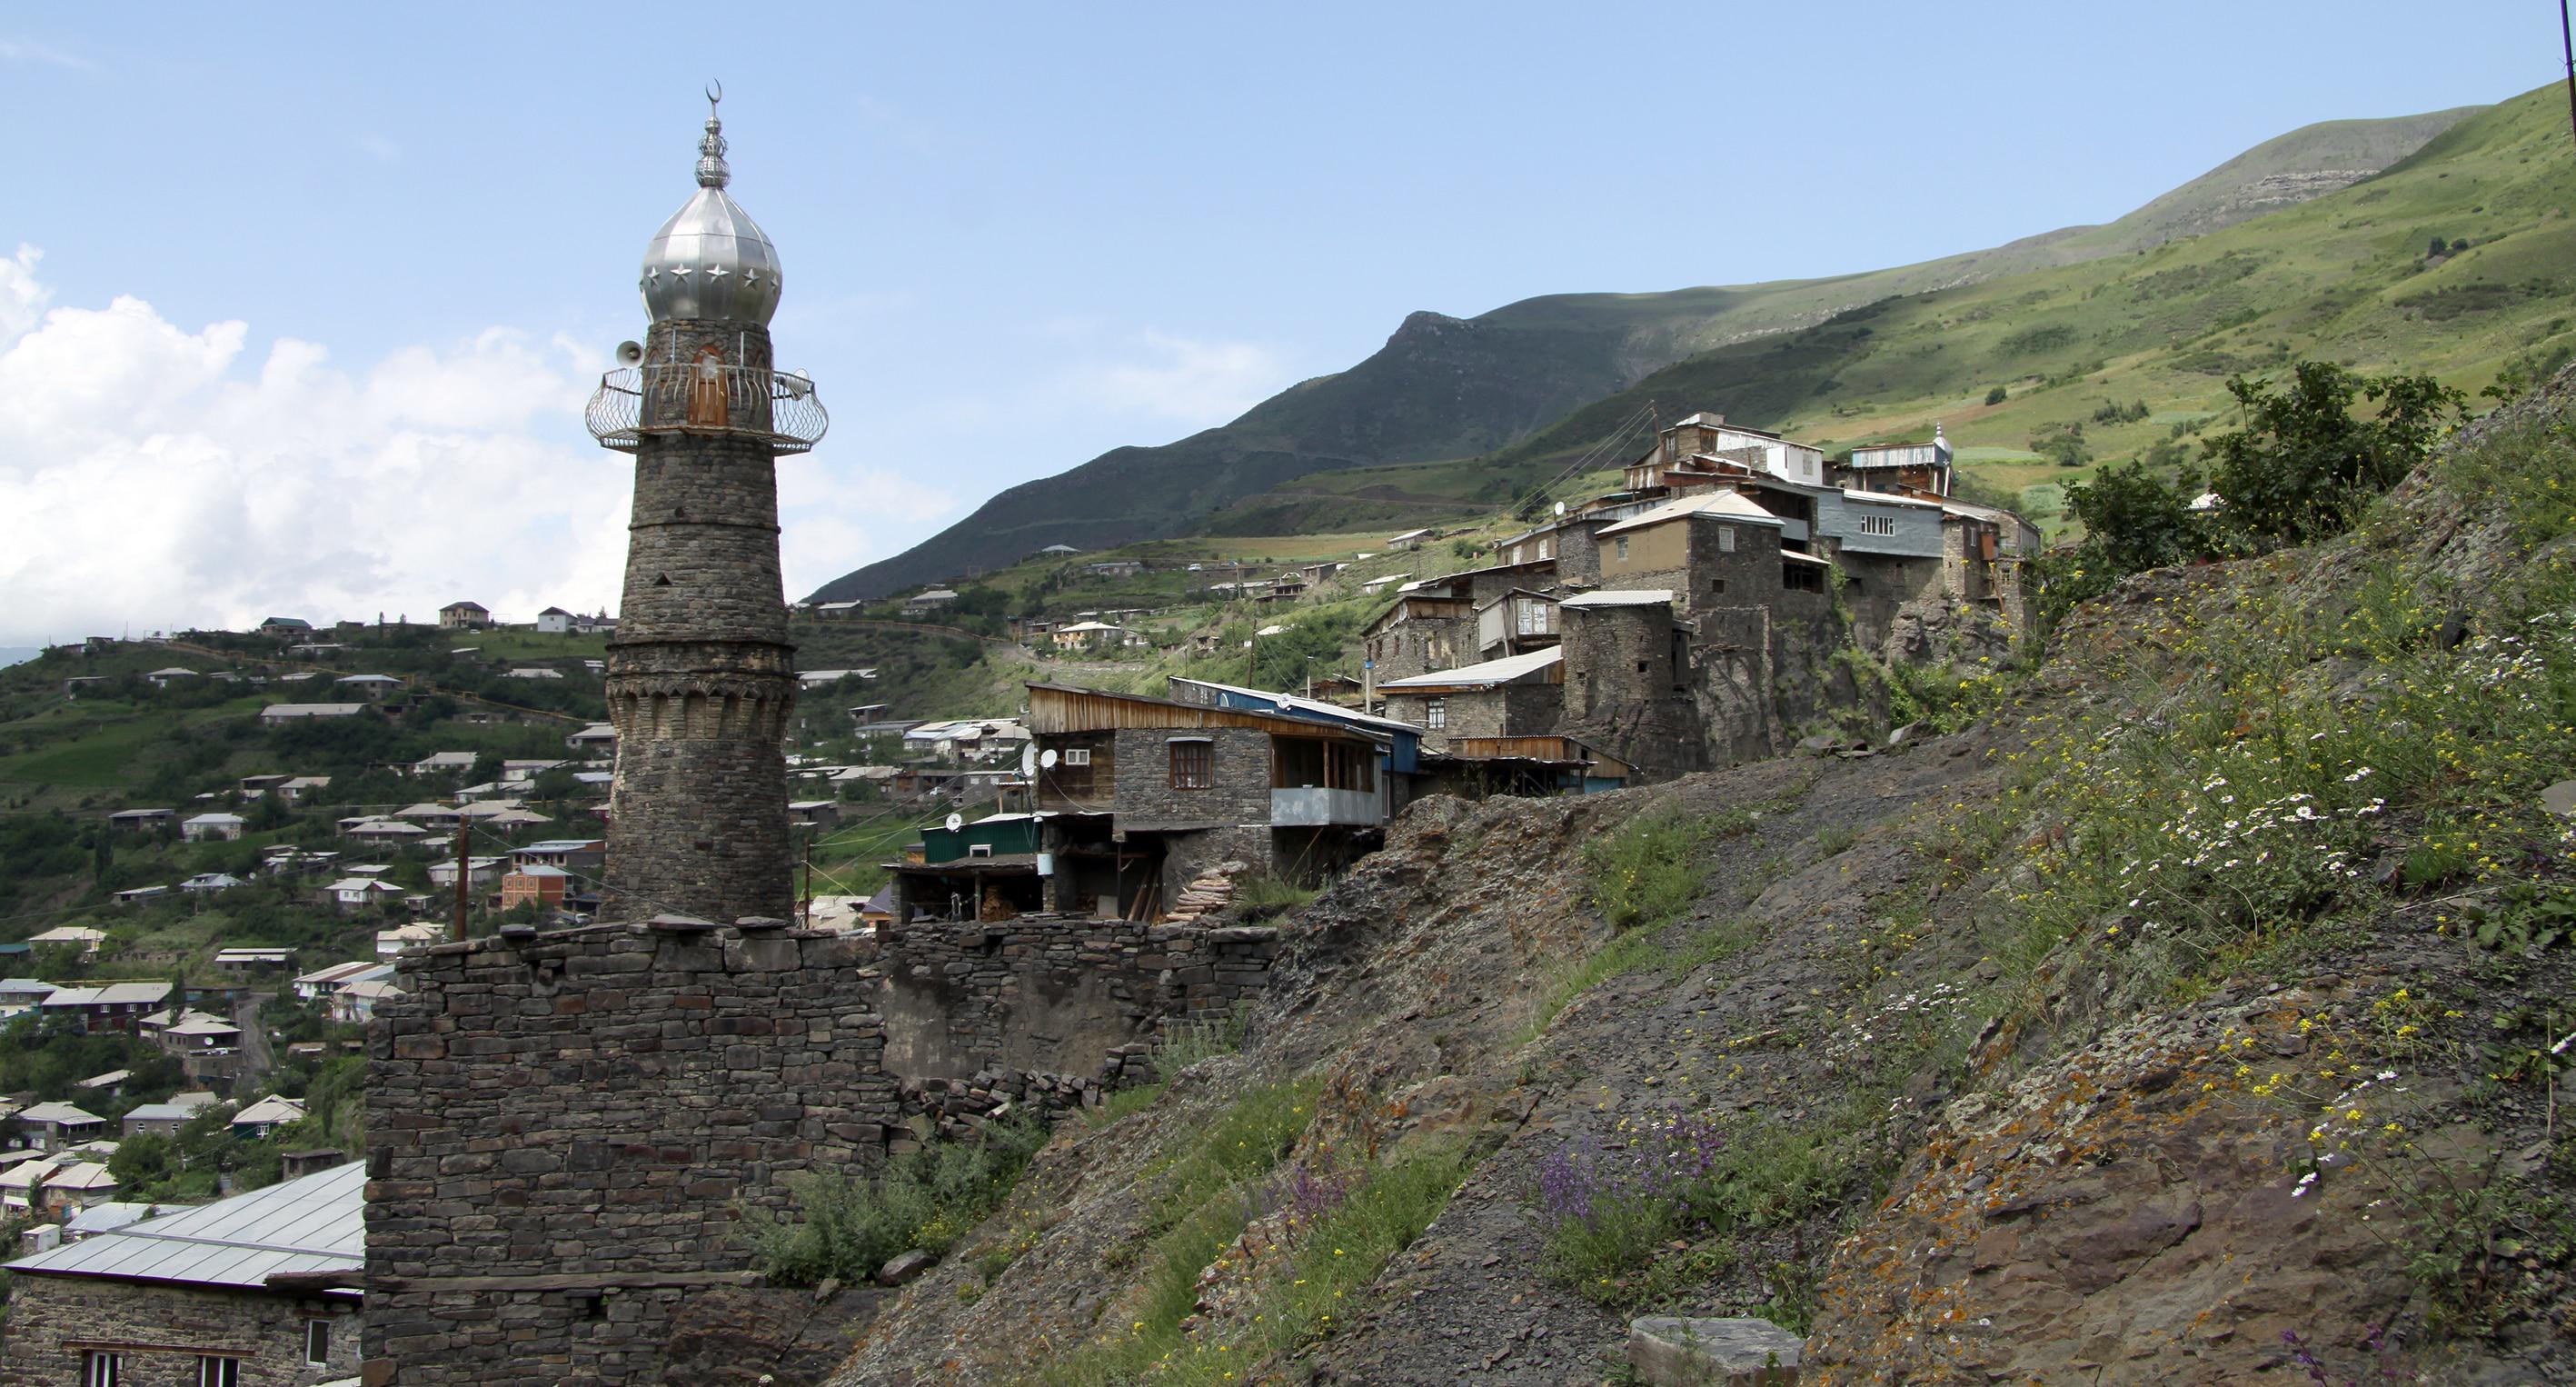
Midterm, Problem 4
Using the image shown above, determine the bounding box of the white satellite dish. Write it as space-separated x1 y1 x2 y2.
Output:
1020 745 1038 777
1554 501 1567 517
943 813 964 833
1039 749 1059 769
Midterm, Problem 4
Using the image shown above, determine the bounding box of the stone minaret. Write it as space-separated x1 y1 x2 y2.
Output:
589 93 825 923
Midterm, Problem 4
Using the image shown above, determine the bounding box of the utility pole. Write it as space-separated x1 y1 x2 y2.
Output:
2562 0 2576 150
450 816 472 942
799 830 814 929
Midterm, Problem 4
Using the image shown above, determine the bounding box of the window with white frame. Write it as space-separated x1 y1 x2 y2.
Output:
1426 699 1447 730
1858 514 1897 536
1717 527 1736 553
1060 748 1090 766
305 1320 331 1367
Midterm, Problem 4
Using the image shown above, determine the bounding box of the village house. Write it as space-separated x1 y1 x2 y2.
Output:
39 983 171 1034
239 773 294 799
106 808 174 833
28 926 106 957
15 1104 106 1153
511 839 605 875
180 873 247 893
109 885 170 908
904 682 1418 923
259 703 368 723
329 978 404 1025
410 750 478 777
1378 647 1566 746
144 667 197 689
333 673 405 701
534 605 575 634
787 801 843 831
375 922 448 955
902 588 959 613
212 946 293 970
337 817 430 845
1050 620 1146 653
0 979 56 1012
39 1160 124 1218
437 600 490 629
1 1159 366 1385
181 812 246 843
423 856 504 891
229 1094 309 1141
292 961 380 1003
119 1093 217 1140
564 722 617 756
1625 411 1828 492
498 864 572 912
1083 559 1145 579
256 615 313 638
1473 588 1561 661
320 878 406 913
1841 425 1957 497
1359 589 1474 688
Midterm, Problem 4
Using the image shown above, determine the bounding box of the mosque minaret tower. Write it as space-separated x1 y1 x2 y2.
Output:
586 89 824 923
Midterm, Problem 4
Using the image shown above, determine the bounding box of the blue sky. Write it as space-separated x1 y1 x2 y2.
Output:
0 2 2556 643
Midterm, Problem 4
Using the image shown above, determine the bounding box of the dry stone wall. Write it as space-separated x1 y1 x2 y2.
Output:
363 913 1277 1385
0 1276 361 1387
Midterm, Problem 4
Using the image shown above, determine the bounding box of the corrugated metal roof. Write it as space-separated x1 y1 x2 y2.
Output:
1378 646 1565 691
6 1161 363 1290
1598 491 1786 538
1559 589 1676 609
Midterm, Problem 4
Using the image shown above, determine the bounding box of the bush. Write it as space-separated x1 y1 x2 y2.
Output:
1583 810 1743 932
750 1115 1049 1285
2029 421 2092 469
1984 384 2009 406
2202 362 2465 547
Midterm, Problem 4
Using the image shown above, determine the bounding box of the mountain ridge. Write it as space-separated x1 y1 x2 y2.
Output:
811 100 2486 603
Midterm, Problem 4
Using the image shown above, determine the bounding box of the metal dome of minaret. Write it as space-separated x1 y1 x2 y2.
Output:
638 83 786 326
589 87 825 456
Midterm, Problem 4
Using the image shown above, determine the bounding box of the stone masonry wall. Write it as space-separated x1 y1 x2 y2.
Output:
365 919 892 1385
0 1275 360 1387
605 314 797 925
1112 725 1271 832
364 913 1277 1385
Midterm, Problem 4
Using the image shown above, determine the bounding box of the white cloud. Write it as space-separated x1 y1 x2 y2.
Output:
0 263 632 644
1060 329 1288 427
0 244 48 344
0 255 959 642
0 38 94 71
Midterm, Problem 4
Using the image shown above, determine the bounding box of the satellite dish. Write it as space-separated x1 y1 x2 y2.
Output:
1554 501 1567 517
1039 749 1059 769
614 340 646 367
943 813 964 833
1020 746 1038 777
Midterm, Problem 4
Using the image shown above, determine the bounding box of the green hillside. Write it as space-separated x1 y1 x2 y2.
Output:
814 101 2480 600
1243 84 2571 533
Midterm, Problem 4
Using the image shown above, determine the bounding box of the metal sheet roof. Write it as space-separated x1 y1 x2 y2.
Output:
1378 646 1565 692
6 1161 363 1290
1560 589 1676 609
1597 491 1786 538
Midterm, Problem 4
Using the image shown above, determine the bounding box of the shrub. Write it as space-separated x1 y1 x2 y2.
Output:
749 1114 1049 1285
2202 362 2465 547
1984 384 2009 406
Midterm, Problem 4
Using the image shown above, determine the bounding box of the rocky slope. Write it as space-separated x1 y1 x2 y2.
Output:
821 373 2576 1385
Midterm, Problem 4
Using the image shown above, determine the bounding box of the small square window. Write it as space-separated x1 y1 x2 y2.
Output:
1169 740 1214 790
1061 747 1091 767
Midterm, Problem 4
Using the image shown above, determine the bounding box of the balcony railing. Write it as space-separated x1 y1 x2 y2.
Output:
585 364 829 455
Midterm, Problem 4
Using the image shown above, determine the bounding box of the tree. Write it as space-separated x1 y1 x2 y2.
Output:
108 1133 175 1189
1985 384 2009 406
2427 234 2448 259
2201 363 2466 546
2030 422 2093 469
2065 460 2203 575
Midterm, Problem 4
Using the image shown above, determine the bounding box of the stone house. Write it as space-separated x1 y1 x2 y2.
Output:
1593 491 1802 620
39 983 173 1035
1358 591 1473 687
15 1103 105 1153
1007 684 1407 920
1378 647 1566 749
1841 426 1956 497
1556 591 1708 777
0 1159 364 1387
1625 412 1828 492
1473 587 1561 661
182 812 247 843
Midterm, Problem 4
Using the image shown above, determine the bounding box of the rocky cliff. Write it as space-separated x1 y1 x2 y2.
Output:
812 372 2576 1384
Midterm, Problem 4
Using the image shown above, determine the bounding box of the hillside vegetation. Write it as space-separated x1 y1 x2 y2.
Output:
815 366 2576 1386
815 101 2486 600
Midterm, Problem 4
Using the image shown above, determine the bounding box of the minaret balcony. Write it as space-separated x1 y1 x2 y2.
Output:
585 364 828 455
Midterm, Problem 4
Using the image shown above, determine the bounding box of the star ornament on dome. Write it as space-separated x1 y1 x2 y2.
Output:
668 265 693 279
704 264 730 279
